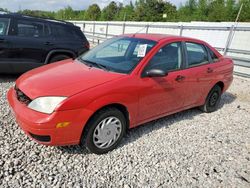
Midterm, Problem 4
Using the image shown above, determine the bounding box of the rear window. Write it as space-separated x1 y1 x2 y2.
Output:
52 25 84 40
0 18 10 36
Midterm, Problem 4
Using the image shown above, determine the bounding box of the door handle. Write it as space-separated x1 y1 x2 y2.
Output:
175 75 185 82
0 38 6 43
44 42 54 46
207 67 214 73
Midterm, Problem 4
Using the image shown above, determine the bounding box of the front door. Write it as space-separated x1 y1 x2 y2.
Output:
138 42 188 122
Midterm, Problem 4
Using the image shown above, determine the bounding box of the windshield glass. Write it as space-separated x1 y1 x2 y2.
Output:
79 37 157 74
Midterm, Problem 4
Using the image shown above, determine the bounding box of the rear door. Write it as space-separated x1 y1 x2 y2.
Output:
181 41 213 107
7 18 53 73
0 17 12 73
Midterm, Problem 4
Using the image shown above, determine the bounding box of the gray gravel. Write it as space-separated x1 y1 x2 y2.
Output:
0 75 249 187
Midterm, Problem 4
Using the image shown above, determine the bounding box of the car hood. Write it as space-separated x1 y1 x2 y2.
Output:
16 59 124 99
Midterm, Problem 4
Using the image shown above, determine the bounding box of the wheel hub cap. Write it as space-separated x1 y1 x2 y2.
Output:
210 92 219 106
93 117 122 149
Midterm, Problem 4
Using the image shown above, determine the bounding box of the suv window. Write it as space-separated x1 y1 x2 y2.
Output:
17 20 47 38
186 42 209 67
145 42 182 72
52 25 81 39
0 18 10 36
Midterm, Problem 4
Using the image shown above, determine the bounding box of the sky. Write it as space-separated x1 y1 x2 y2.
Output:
0 0 186 12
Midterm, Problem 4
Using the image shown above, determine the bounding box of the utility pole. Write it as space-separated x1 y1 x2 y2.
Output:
224 3 244 55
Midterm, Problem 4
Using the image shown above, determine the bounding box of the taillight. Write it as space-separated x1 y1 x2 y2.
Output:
85 43 90 49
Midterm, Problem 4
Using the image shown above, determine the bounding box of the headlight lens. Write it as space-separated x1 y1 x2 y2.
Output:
28 97 67 114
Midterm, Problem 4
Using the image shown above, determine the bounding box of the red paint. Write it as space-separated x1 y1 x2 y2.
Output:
8 34 234 146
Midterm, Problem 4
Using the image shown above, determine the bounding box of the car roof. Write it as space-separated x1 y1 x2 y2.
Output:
0 12 74 27
121 33 203 43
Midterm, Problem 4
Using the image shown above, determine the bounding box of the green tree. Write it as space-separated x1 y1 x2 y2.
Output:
238 0 250 21
85 4 101 21
135 0 176 21
195 0 209 21
116 1 135 21
163 2 177 21
208 0 227 21
225 0 237 21
55 6 76 20
101 1 120 21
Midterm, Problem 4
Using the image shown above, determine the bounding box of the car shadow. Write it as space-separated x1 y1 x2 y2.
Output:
56 145 90 155
0 74 20 83
58 91 236 155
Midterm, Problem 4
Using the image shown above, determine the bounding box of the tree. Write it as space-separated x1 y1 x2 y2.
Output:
163 2 177 21
85 4 101 21
238 0 250 22
208 0 227 21
55 6 76 20
135 0 176 21
101 1 120 21
195 0 209 21
116 2 135 21
225 0 237 21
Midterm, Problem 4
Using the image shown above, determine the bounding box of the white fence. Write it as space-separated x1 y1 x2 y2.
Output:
71 21 250 77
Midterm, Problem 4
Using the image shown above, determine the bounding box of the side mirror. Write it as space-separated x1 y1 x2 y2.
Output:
145 69 168 78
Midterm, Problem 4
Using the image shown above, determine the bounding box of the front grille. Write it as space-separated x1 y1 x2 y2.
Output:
14 86 32 105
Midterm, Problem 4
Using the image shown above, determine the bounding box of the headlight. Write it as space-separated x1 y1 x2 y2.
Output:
28 97 67 114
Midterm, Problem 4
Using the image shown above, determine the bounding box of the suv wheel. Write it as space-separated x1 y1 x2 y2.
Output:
49 54 71 63
199 85 222 113
81 108 126 154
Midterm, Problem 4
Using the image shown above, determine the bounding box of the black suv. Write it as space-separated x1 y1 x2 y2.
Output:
0 12 89 73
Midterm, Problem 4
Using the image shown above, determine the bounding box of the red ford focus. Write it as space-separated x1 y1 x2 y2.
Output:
8 34 233 154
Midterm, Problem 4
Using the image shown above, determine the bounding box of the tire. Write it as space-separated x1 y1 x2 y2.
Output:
49 54 71 63
81 108 126 155
199 85 222 113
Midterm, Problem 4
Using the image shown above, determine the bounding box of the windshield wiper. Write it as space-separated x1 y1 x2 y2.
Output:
81 59 110 72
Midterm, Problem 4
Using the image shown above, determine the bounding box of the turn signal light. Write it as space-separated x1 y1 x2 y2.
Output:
56 122 71 128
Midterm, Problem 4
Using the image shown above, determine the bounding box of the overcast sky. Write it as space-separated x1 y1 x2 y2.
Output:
0 0 186 12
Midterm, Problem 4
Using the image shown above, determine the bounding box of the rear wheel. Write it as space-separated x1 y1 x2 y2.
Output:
49 54 71 63
81 108 126 154
199 85 222 113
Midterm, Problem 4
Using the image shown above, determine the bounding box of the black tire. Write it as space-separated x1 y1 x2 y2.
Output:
199 85 222 113
49 54 71 63
81 108 126 155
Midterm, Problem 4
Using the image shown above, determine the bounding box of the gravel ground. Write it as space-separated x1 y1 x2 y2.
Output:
0 75 249 187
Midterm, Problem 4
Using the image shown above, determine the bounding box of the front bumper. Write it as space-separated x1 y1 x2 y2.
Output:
7 87 93 146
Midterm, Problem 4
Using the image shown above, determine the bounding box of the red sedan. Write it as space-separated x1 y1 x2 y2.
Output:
8 34 234 154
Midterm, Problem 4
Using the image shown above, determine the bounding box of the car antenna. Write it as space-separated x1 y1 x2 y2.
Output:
132 22 156 37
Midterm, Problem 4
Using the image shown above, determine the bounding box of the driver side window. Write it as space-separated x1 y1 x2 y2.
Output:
145 42 182 73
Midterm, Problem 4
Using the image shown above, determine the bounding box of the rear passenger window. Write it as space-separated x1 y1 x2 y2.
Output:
207 47 219 62
0 18 10 36
17 20 45 38
186 42 209 67
52 25 81 39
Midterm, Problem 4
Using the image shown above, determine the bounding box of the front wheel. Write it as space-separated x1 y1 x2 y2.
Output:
199 85 222 113
82 108 126 154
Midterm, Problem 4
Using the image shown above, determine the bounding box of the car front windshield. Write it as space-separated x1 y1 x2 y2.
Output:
79 37 157 74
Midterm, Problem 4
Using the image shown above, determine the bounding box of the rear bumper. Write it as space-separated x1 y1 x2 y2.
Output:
7 87 93 146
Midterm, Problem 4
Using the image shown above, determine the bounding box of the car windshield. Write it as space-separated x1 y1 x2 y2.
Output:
79 37 157 74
